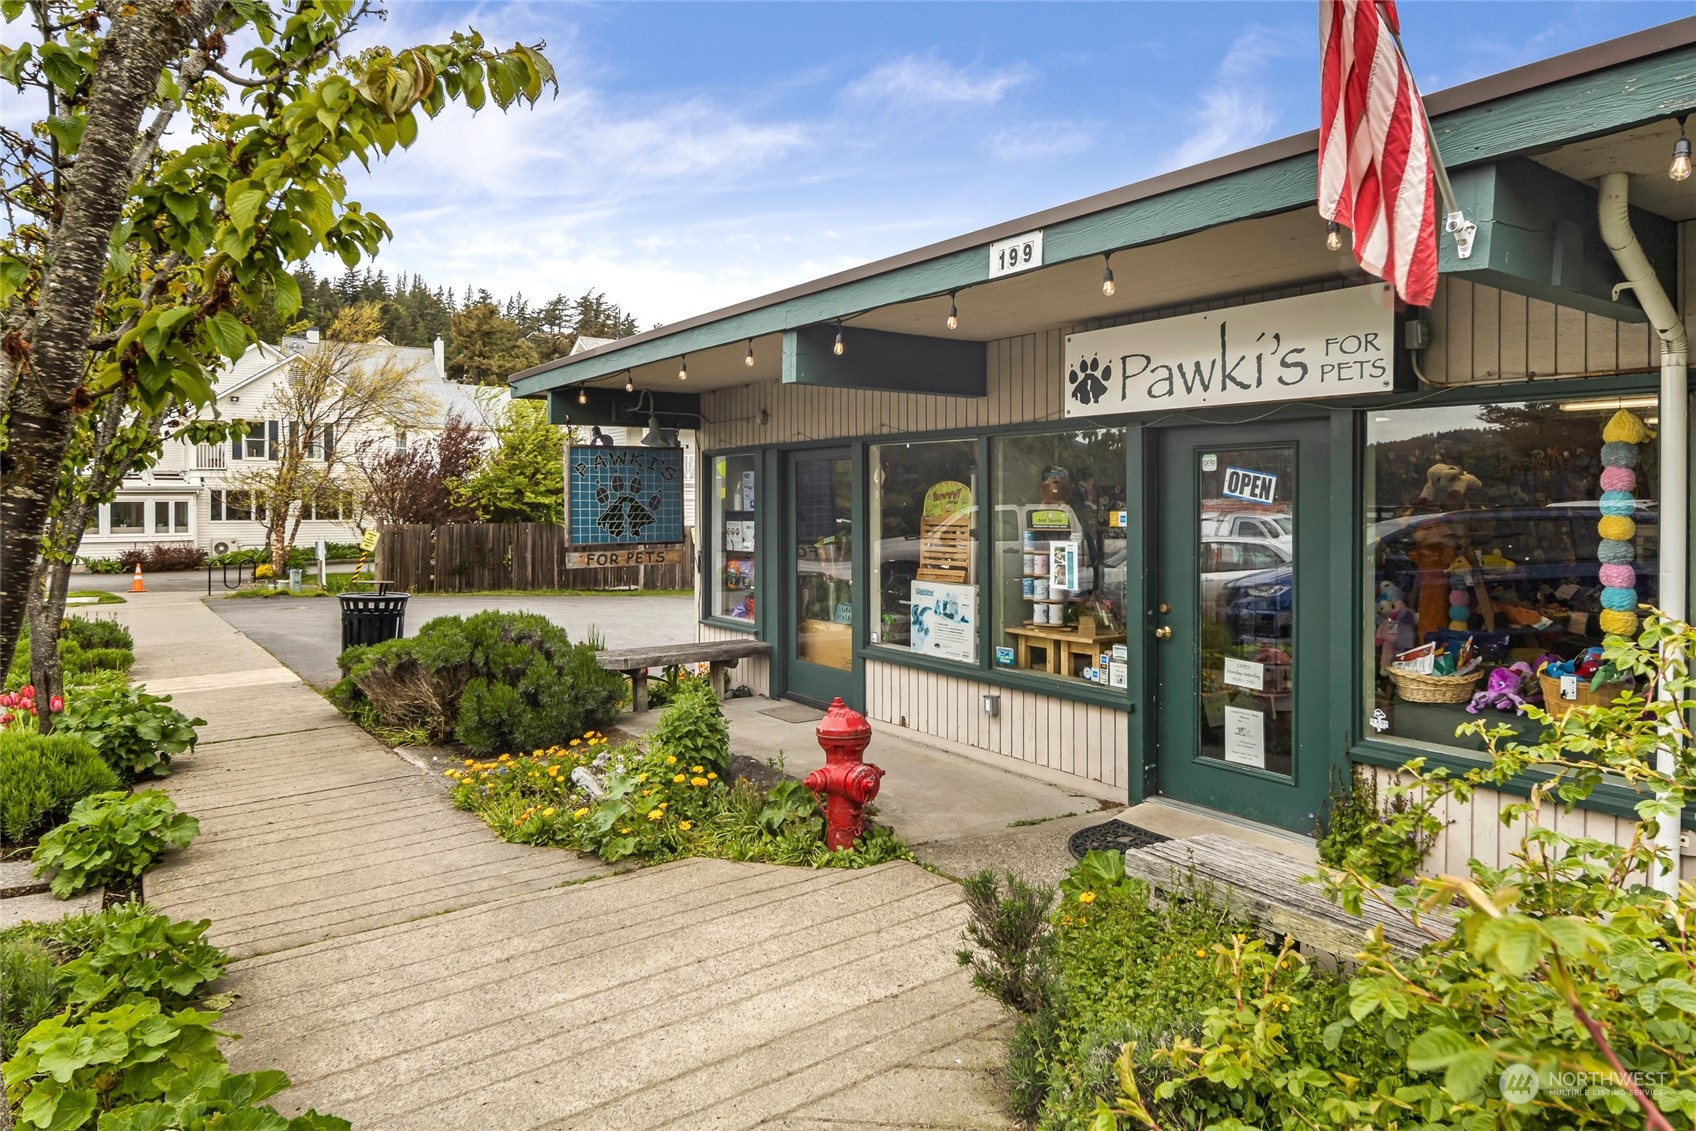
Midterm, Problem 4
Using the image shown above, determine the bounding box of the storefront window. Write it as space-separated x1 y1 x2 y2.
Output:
870 440 978 656
1365 394 1659 754
991 430 1128 685
710 454 758 622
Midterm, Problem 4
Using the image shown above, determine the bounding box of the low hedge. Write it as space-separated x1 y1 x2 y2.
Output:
0 730 121 844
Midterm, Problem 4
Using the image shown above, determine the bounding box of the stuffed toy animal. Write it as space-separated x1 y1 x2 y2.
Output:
1416 463 1482 510
1466 662 1534 714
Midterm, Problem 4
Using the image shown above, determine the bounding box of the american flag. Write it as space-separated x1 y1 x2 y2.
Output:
1318 0 1438 307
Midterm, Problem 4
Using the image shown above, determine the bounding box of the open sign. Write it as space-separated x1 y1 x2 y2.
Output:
1221 467 1278 504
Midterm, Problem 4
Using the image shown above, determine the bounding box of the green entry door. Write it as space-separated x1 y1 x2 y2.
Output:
783 448 862 707
1153 421 1330 831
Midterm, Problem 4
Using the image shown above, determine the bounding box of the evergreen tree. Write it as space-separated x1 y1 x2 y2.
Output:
446 302 539 384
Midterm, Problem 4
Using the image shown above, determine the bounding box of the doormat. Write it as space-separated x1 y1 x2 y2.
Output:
1066 820 1172 859
759 704 826 724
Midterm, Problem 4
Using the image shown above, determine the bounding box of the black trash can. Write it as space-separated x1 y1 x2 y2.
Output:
338 593 409 652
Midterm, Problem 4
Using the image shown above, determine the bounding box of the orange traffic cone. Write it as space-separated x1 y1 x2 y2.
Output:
130 563 146 593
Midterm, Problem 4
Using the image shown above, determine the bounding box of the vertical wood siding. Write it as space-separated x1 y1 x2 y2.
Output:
698 621 770 694
1421 278 1662 383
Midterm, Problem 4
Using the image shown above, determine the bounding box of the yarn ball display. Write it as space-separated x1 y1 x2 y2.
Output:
1598 538 1636 564
1598 563 1636 589
1599 466 1636 492
1600 441 1640 469
1598 491 1636 516
1600 587 1638 612
1448 604 1470 622
1601 408 1653 444
1448 589 1469 605
1597 515 1636 542
1599 609 1639 637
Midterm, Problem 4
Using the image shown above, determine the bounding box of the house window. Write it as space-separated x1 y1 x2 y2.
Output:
109 501 145 535
394 429 409 452
709 454 758 621
991 430 1128 684
869 440 978 654
243 423 268 459
153 500 190 535
213 490 262 523
1364 394 1660 757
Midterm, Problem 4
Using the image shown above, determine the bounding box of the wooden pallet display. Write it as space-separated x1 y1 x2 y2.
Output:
914 480 973 583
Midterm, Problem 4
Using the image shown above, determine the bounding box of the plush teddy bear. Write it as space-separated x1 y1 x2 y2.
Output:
1416 463 1482 510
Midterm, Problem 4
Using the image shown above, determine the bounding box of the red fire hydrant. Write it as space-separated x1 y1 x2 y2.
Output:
806 697 885 850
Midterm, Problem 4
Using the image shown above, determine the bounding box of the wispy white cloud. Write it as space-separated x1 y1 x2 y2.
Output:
844 53 1030 109
1163 26 1296 170
989 121 1096 162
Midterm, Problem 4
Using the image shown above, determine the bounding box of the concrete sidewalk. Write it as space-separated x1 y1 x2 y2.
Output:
102 589 1016 1129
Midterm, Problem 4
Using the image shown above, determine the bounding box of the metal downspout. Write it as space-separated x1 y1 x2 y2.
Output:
1598 171 1688 893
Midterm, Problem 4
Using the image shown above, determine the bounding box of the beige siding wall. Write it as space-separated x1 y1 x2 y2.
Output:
699 621 770 695
1363 764 1695 884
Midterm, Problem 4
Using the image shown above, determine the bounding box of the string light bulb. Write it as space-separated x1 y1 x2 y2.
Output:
624 374 634 393
744 340 755 367
1101 254 1116 298
1672 114 1692 182
678 355 688 381
577 388 587 406
833 326 845 356
1325 220 1343 253
945 292 958 332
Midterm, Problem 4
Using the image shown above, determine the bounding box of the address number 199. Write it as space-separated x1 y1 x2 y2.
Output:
988 230 1043 279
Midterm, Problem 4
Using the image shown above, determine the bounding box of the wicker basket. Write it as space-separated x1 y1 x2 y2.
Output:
1389 666 1483 703
1537 673 1635 712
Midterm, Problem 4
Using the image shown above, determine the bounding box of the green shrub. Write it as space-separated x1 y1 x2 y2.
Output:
956 869 1056 1015
60 642 134 676
645 680 731 777
2 1000 349 1131
338 611 624 753
1 935 64 1058
56 683 203 779
0 730 121 843
60 616 133 652
77 556 127 574
1313 762 1441 885
31 790 199 897
63 667 131 692
53 904 227 1015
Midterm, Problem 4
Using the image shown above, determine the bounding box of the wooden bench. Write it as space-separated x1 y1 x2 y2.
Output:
1121 833 1454 960
596 639 773 712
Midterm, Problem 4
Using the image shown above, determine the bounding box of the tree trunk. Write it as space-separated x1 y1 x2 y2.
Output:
0 0 219 674
26 553 73 735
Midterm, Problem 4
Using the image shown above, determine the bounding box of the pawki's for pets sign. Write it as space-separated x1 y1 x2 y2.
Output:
1062 284 1395 416
567 446 685 545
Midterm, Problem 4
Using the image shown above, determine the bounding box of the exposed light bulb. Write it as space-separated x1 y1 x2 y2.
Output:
624 375 634 393
833 327 845 356
678 355 688 381
745 340 755 367
1672 132 1692 182
1101 256 1116 298
577 388 587 406
1325 220 1343 253
945 292 958 331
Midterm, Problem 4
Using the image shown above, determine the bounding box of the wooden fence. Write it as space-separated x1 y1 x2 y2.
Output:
375 523 695 593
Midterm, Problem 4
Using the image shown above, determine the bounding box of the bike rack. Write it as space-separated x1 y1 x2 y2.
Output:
207 560 254 595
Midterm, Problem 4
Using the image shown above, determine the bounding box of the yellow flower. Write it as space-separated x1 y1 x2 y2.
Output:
1077 891 1097 904
573 808 589 819
707 772 718 780
679 820 692 831
637 773 648 782
673 773 686 783
570 738 581 746
646 809 664 821
691 776 709 787
1195 948 1207 958
691 765 704 773
666 755 677 765
463 759 475 767
542 807 556 817
547 766 561 777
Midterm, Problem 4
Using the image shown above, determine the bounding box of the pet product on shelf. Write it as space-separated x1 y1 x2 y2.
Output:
1387 640 1482 703
1536 646 1634 712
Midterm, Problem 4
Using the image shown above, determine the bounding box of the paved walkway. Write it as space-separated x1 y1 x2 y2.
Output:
107 590 1013 1129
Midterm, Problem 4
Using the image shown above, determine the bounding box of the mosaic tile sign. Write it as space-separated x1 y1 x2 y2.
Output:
567 445 685 545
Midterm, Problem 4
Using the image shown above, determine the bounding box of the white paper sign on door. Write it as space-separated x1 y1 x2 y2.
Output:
1222 657 1265 691
1222 706 1266 768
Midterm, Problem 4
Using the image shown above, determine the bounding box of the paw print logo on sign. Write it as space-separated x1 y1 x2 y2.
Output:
595 472 659 539
1068 355 1111 406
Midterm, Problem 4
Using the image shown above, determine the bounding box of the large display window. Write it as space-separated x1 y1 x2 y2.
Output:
869 440 979 656
1364 394 1659 754
991 430 1128 684
709 453 758 622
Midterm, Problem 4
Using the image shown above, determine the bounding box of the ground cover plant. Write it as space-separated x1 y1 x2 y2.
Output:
332 610 625 753
31 790 199 898
54 684 203 780
0 730 119 844
446 684 910 868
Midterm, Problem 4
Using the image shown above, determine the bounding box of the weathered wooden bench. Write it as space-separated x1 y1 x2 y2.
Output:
1122 833 1454 960
596 639 773 712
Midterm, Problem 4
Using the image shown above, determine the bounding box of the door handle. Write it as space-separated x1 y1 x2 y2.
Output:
1153 625 1173 639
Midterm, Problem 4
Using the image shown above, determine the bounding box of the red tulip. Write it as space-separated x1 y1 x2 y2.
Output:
49 696 64 712
0 713 12 725
0 693 12 709
20 685 34 697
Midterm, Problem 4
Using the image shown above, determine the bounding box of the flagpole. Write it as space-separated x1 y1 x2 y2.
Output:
1383 22 1477 259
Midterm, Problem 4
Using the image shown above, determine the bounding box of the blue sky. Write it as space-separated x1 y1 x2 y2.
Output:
331 2 1687 325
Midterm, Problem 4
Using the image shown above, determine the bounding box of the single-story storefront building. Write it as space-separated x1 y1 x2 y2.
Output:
513 18 1696 881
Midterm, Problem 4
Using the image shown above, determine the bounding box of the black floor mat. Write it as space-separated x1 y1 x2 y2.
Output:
1066 819 1172 859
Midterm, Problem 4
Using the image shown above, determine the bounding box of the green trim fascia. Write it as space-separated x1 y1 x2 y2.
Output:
512 43 1696 397
784 325 986 396
860 644 1134 711
1348 740 1696 830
